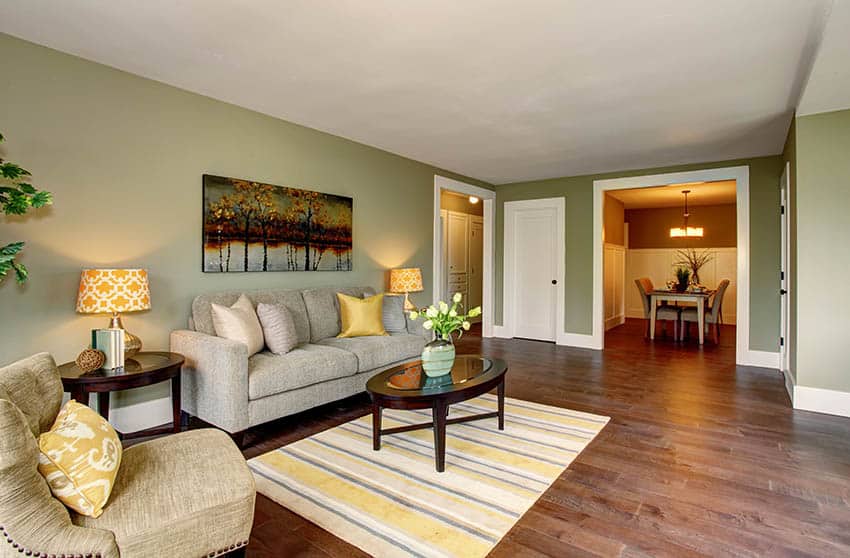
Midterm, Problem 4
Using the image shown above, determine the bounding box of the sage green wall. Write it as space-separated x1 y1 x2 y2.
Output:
495 156 784 352
0 34 491 409
794 109 850 392
782 117 797 382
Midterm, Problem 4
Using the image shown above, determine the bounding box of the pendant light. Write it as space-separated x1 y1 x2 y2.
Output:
669 190 704 238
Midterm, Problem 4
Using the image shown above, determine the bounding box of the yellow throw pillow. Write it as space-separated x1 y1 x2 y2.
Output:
37 400 122 518
337 293 388 338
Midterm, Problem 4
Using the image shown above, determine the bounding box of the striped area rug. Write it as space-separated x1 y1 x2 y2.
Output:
248 393 609 558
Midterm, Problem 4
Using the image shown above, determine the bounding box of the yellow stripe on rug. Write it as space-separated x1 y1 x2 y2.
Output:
249 393 609 558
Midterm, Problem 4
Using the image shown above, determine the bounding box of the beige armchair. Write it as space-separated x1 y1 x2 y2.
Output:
0 353 255 558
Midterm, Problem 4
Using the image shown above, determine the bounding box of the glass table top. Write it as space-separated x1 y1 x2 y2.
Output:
386 356 493 391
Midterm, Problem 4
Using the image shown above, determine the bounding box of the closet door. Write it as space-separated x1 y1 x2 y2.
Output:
468 217 484 319
446 211 469 303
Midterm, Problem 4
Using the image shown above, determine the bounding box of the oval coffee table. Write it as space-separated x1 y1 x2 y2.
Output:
366 355 508 472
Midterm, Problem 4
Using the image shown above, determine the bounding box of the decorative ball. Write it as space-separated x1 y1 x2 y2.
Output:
76 348 106 372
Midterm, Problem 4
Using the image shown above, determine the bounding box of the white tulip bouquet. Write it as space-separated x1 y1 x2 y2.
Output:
409 292 482 340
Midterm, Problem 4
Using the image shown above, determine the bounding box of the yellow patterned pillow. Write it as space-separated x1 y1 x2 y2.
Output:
37 400 122 517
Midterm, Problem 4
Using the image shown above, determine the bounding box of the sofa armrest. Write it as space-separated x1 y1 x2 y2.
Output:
405 316 433 343
170 330 249 433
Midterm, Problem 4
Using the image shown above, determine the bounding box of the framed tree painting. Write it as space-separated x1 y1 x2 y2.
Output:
202 175 353 272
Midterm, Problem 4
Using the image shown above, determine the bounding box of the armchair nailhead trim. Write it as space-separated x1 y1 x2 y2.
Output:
0 526 101 558
205 539 249 557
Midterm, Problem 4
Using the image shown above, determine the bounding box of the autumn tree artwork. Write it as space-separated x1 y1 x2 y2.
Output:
203 175 352 272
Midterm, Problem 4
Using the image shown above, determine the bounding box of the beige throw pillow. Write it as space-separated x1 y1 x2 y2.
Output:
210 294 264 356
257 303 298 355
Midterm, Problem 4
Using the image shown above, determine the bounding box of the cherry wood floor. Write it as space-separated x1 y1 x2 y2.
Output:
238 319 850 557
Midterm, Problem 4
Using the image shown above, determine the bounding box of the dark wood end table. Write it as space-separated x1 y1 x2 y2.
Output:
366 355 508 472
58 351 184 440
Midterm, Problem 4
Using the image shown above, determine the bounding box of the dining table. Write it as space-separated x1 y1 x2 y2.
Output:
649 288 716 345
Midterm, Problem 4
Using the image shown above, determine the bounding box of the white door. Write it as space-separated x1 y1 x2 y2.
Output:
779 162 791 373
505 198 565 342
446 211 469 302
468 217 484 319
440 209 448 301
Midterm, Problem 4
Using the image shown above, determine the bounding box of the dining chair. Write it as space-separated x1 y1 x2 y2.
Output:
635 278 681 339
681 279 730 343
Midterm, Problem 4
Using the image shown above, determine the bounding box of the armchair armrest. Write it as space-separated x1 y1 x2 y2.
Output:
170 330 249 433
405 316 432 343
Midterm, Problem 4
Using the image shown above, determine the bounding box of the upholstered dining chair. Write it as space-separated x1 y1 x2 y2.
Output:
681 279 731 344
635 277 681 339
0 352 256 558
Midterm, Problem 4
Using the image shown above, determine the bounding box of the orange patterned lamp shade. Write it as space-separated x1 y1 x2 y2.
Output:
389 267 424 294
76 269 151 314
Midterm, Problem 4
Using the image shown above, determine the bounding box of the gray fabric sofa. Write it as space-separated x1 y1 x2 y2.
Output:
170 286 429 441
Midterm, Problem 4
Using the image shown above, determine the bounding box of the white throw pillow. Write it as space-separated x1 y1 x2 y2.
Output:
210 294 264 356
257 303 298 355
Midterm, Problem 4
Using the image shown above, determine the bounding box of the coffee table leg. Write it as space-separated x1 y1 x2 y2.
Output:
433 400 447 472
498 379 505 431
372 403 382 451
171 373 182 433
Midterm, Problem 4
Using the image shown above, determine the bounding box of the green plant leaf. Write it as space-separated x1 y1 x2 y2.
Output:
0 162 30 180
12 262 28 284
30 190 52 208
17 182 36 194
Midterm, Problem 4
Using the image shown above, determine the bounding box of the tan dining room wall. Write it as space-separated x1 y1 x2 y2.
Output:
625 204 737 249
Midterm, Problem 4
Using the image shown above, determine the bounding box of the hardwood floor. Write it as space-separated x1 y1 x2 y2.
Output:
239 318 850 557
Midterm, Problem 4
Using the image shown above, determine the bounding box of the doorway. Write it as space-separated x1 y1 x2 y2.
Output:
432 175 495 337
503 197 565 342
592 166 763 366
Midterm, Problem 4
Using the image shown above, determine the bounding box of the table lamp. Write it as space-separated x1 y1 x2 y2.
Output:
76 268 151 357
389 267 423 311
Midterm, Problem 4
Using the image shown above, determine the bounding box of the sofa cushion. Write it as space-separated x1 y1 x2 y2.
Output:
317 334 425 373
302 286 375 342
210 294 265 356
382 294 408 334
73 428 254 558
248 344 358 400
192 289 311 345
257 303 299 355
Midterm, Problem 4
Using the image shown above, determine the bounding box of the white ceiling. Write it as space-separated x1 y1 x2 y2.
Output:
0 1 835 184
608 180 736 209
798 1 850 116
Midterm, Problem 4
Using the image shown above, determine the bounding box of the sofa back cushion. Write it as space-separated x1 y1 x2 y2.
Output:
192 289 311 345
301 287 375 342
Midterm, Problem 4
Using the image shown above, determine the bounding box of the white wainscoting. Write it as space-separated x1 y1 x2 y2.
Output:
625 247 737 325
603 244 626 331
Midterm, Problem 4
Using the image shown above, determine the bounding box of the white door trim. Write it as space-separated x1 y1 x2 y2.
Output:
503 197 566 343
779 162 791 378
592 166 767 366
433 175 495 337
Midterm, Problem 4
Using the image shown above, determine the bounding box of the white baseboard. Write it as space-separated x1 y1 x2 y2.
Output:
107 396 173 434
738 350 780 369
793 385 850 418
492 325 512 339
557 332 602 350
783 368 795 405
604 314 625 331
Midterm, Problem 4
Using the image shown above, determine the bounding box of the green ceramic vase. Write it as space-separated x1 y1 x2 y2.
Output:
421 334 455 377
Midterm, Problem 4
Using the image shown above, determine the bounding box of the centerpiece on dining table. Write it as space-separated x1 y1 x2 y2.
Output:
409 293 481 377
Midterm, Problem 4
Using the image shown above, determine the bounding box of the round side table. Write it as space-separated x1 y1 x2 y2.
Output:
58 351 184 439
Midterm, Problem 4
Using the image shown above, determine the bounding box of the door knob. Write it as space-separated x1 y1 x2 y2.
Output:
551 280 557 285
780 289 787 295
